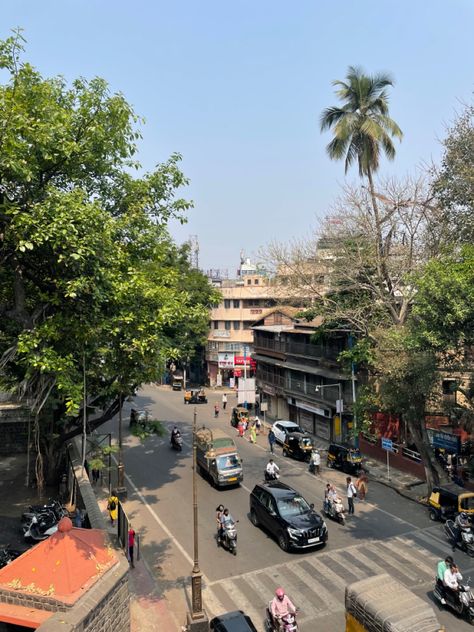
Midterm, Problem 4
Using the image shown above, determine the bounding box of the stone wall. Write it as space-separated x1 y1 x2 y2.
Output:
0 404 30 454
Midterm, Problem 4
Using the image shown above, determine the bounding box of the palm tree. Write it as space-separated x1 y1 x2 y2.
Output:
320 66 403 275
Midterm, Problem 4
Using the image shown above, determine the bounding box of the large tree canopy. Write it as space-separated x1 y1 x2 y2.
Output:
0 32 218 482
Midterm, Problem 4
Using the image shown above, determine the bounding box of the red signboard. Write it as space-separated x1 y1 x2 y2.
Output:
234 356 257 367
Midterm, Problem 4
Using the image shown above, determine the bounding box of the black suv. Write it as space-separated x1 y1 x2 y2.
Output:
249 481 328 551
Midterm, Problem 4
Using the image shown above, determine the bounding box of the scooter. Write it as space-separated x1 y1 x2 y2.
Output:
171 433 183 451
218 521 238 555
21 499 67 530
0 547 21 569
265 470 280 482
433 577 474 624
323 497 345 525
23 511 58 541
444 520 474 557
264 603 299 632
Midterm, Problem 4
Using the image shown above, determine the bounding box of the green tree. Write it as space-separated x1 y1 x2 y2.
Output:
0 31 218 486
320 66 403 290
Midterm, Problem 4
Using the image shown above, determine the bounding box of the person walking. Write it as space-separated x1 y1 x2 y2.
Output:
249 423 257 444
268 429 276 453
107 490 119 526
214 403 220 418
128 525 136 568
222 393 228 410
356 469 368 500
346 476 357 515
309 449 321 475
255 415 262 435
91 467 100 485
238 420 245 438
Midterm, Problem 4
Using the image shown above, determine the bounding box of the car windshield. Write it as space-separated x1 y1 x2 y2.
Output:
287 426 303 434
460 495 474 511
277 495 311 518
300 437 312 448
216 454 240 471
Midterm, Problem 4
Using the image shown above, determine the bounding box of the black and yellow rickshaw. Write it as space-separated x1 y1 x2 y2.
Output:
184 389 208 404
326 443 362 474
282 433 313 461
230 406 249 428
427 483 474 522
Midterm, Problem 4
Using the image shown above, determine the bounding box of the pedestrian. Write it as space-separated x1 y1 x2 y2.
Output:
255 415 262 435
356 469 368 500
249 423 257 444
91 467 100 485
324 483 331 512
128 525 136 568
268 429 276 453
214 403 219 418
346 476 357 515
215 504 224 544
309 449 321 475
222 393 227 410
238 420 245 438
107 490 119 526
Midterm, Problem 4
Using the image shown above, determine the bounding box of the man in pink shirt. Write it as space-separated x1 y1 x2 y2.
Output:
271 587 296 625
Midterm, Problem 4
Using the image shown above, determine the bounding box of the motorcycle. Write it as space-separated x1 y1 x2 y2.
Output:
171 433 183 452
0 547 21 569
218 521 238 555
23 510 58 541
21 499 67 530
265 603 299 632
323 497 345 525
265 470 280 482
433 577 474 624
444 520 474 557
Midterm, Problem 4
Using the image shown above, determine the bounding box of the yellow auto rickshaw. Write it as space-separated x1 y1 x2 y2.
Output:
230 406 249 428
427 483 474 522
184 389 208 404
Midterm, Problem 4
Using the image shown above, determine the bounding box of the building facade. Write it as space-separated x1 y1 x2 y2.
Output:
252 309 356 443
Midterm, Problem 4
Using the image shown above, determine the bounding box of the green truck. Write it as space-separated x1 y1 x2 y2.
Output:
196 427 243 488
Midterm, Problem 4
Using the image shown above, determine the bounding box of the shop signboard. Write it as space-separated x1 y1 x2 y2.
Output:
234 356 257 367
218 352 234 369
431 430 461 454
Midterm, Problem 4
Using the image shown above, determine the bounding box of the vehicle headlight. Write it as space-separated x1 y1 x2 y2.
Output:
287 527 301 539
321 521 327 531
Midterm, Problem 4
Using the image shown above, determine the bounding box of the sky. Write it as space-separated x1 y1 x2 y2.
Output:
1 1 473 272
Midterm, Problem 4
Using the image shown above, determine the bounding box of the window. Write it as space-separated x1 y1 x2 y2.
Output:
247 279 251 285
233 321 240 330
254 278 259 285
213 321 219 329
225 321 231 330
442 379 457 395
233 299 240 308
224 299 231 309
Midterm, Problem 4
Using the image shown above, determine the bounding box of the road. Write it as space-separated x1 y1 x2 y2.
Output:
105 385 474 631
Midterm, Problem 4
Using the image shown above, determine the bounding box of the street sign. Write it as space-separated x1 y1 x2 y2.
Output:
381 438 393 452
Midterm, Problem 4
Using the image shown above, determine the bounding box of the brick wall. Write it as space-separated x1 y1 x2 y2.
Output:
359 435 426 480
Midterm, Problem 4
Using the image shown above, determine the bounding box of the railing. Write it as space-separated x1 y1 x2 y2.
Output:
254 336 342 361
361 432 422 463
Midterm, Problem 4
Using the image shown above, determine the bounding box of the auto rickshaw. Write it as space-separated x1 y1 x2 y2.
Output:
230 406 249 428
326 443 362 474
184 389 208 404
282 433 313 461
427 483 474 522
129 409 150 428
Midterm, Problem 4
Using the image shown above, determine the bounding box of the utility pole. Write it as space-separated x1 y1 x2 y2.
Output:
116 391 127 500
186 408 209 631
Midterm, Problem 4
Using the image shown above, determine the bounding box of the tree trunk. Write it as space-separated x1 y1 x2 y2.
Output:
366 168 393 294
405 412 449 494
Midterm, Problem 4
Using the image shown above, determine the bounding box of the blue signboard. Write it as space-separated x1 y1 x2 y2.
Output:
431 430 460 454
381 438 393 452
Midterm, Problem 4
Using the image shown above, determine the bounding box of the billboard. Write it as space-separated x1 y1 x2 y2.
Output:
218 352 234 369
238 378 256 404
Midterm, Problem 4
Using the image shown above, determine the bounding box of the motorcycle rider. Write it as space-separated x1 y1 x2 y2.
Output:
219 508 235 543
265 459 280 481
452 511 471 551
170 426 181 446
443 560 463 602
436 555 454 605
271 587 296 629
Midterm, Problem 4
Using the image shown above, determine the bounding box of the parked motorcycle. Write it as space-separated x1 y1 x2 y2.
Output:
218 521 238 555
444 520 474 557
0 547 21 569
264 603 299 632
21 499 67 530
171 433 183 451
433 577 474 624
323 497 345 525
23 511 58 541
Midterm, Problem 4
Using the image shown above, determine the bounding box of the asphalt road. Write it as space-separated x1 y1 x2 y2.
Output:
104 385 474 631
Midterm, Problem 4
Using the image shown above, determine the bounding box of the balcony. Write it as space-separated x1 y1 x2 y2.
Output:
257 368 352 405
254 336 341 361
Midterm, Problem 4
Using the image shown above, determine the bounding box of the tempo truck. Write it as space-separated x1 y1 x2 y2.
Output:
196 427 243 488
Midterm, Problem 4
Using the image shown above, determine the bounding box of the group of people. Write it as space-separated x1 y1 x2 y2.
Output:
437 555 463 604
215 504 236 542
236 416 262 441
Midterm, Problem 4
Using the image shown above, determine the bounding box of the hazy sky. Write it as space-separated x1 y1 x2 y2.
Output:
2 1 473 271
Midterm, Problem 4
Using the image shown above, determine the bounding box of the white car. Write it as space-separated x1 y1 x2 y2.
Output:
271 421 304 445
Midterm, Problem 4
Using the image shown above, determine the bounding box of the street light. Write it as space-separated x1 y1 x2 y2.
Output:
315 383 343 442
186 408 209 632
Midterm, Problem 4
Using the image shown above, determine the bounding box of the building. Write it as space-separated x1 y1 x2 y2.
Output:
252 308 356 443
206 259 278 386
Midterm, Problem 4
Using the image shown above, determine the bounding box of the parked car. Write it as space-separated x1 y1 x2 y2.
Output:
249 480 328 552
271 420 304 445
210 610 257 632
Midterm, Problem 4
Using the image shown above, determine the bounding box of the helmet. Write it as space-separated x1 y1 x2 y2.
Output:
275 588 285 600
460 512 468 521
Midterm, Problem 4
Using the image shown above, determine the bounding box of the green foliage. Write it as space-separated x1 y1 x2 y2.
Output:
130 419 166 441
0 32 215 477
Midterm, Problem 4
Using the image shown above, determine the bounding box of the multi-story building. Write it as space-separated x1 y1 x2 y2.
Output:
206 259 278 386
252 307 356 443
